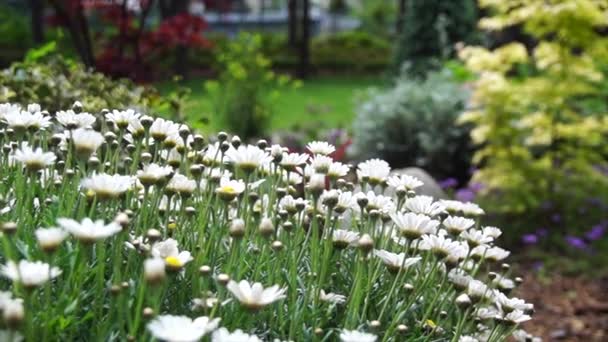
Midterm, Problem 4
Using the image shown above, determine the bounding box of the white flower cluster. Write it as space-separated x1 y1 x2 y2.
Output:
0 102 536 341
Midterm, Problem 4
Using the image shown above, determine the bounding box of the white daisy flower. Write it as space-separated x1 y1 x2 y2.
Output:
460 229 493 247
203 142 227 166
105 109 140 129
391 212 439 239
460 202 485 216
150 118 179 142
279 195 308 214
339 330 377 342
419 234 462 259
0 103 21 120
405 196 445 217
215 178 246 201
151 238 194 270
35 227 68 252
311 155 334 174
443 216 475 235
71 128 104 157
357 159 391 185
81 173 134 199
212 328 262 342
280 152 309 171
166 173 197 196
331 229 360 248
467 280 492 302
503 310 532 324
226 280 286 310
439 200 465 213
147 315 220 342
0 260 61 288
495 292 534 313
387 174 423 191
482 246 510 262
13 144 56 171
335 191 356 213
225 145 272 173
327 161 350 179
55 110 96 129
365 191 395 212
306 141 335 155
319 290 347 304
137 163 174 187
475 306 501 320
128 115 146 137
448 268 473 290
482 226 502 239
3 110 51 131
373 249 421 272
57 217 122 243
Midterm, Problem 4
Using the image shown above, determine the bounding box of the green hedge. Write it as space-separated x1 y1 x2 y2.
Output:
190 31 392 73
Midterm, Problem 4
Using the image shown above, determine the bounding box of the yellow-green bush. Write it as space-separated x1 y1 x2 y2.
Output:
459 0 608 215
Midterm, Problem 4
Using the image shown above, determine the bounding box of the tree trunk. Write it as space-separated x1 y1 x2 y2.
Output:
171 0 191 77
48 0 95 68
29 0 45 44
288 0 297 47
298 0 310 79
396 0 406 35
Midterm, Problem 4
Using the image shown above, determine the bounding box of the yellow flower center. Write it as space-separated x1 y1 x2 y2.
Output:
425 319 437 329
218 185 236 194
167 222 177 230
165 256 183 268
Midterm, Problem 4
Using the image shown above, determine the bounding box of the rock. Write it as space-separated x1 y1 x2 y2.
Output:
391 167 448 199
549 329 568 339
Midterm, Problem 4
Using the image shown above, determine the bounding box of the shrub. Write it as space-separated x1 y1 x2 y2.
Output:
205 33 298 140
0 52 169 116
458 0 608 233
311 31 392 72
393 0 479 76
0 4 30 66
352 66 473 184
0 101 535 341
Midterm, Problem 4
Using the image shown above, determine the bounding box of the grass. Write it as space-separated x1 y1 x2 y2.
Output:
156 75 385 133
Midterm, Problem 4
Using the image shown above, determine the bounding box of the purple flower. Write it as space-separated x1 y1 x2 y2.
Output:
551 213 562 223
536 228 548 237
532 261 544 271
522 234 538 245
468 182 484 192
565 236 588 250
455 188 476 202
439 178 458 189
585 224 606 241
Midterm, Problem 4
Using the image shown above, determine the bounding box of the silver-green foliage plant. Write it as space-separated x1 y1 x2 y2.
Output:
352 67 473 181
0 102 534 341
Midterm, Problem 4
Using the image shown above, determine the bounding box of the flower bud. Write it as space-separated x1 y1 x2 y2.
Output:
229 219 246 238
144 258 166 284
217 273 230 285
259 217 275 238
455 293 472 309
3 299 24 328
357 234 374 253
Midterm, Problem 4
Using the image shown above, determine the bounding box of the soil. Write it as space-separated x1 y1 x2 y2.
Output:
514 271 608 341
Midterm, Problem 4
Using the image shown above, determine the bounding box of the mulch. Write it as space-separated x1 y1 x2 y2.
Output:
514 271 608 341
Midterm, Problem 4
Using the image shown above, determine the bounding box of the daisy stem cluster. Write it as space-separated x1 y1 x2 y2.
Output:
0 102 535 342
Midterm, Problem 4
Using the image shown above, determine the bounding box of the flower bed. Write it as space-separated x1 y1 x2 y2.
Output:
0 102 534 341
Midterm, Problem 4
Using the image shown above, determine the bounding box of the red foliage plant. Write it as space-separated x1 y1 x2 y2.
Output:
47 0 211 81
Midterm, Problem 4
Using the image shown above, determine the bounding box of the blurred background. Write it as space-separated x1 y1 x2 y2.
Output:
0 1 607 339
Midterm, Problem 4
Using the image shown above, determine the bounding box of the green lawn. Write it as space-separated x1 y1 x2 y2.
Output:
156 75 384 133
